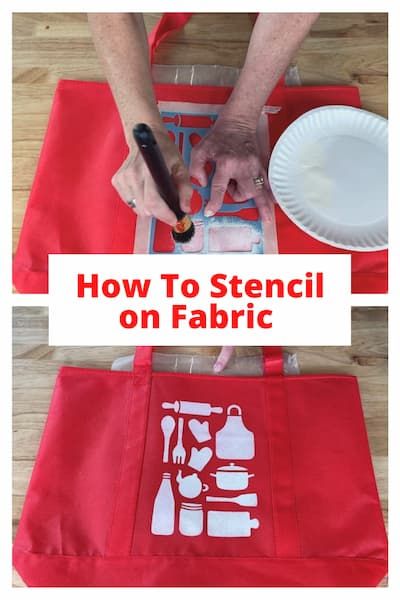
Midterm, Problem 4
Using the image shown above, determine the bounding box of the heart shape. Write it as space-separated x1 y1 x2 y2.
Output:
188 447 213 472
188 419 211 443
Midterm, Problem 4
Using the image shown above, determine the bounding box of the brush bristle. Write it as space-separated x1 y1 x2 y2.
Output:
172 221 195 244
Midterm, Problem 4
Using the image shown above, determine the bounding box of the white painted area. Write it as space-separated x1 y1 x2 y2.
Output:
216 405 255 460
207 511 260 537
179 503 204 537
210 463 254 491
151 473 175 536
188 447 213 472
161 416 175 463
176 471 208 499
188 419 211 443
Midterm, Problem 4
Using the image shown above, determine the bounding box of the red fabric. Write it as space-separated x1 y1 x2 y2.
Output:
148 13 193 62
13 79 387 294
13 348 387 587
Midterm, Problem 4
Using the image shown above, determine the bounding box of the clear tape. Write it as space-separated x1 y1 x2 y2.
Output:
111 350 299 376
152 63 301 88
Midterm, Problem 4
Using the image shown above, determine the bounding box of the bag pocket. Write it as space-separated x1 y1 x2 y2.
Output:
131 372 275 557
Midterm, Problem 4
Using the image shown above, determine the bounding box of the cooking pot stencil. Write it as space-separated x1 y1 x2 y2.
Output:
210 463 254 491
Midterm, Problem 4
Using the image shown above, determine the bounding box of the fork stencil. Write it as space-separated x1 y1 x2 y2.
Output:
172 417 186 465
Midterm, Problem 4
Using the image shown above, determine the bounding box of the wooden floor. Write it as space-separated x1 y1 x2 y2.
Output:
13 306 388 587
12 12 388 253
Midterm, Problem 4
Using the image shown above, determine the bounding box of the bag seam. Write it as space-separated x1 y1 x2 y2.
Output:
283 378 303 557
129 370 154 554
263 380 278 557
104 378 135 555
13 546 387 562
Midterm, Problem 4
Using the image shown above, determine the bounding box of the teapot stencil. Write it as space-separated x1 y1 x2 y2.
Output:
176 470 209 499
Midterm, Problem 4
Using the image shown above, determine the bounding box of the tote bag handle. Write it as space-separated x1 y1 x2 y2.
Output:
133 346 284 376
149 13 193 63
148 13 286 89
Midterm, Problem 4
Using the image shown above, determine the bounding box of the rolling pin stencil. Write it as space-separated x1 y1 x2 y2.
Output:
162 400 223 416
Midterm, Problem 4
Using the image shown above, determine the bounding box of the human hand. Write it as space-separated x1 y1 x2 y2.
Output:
213 346 234 373
190 117 273 220
112 127 192 226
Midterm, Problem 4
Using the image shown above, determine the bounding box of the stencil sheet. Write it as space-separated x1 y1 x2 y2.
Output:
137 110 267 255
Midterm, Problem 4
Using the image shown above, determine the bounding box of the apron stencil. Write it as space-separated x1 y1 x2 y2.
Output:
151 401 259 539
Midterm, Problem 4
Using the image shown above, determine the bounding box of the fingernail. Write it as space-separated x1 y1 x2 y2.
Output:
204 209 214 217
213 361 223 373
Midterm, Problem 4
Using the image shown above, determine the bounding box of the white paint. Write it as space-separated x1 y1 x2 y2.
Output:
188 447 213 472
179 503 204 537
162 400 223 416
188 419 211 443
151 473 175 536
206 493 258 507
210 463 254 491
172 417 186 465
207 511 260 537
160 415 175 463
176 471 209 499
208 225 260 252
216 405 255 460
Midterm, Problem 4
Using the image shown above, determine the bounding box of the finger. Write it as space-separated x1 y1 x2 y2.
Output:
253 189 271 222
253 168 274 222
237 171 261 202
213 346 234 373
145 180 178 227
171 161 193 213
206 170 230 216
189 147 208 187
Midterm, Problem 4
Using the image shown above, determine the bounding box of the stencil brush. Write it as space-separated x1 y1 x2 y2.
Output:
133 123 195 243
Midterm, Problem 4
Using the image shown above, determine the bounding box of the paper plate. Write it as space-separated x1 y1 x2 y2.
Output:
268 106 388 251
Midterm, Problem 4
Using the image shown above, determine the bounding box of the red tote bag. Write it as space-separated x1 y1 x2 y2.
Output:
13 347 387 587
13 14 387 294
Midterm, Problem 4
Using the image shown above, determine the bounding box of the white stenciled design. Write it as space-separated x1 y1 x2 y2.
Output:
188 419 211 443
210 463 254 491
161 415 175 463
176 470 209 498
152 401 260 539
207 511 260 537
216 405 255 460
179 503 204 536
151 473 175 536
188 447 213 472
206 493 258 507
172 417 186 465
162 400 223 416
208 225 261 252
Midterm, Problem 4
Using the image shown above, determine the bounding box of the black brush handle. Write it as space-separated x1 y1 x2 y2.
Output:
133 123 185 221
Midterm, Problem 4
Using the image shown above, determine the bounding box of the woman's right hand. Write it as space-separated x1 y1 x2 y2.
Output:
112 127 193 225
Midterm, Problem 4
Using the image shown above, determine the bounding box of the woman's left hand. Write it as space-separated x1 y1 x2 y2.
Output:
190 117 274 220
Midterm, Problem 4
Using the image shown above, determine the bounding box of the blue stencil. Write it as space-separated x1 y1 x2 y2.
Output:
148 110 265 254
